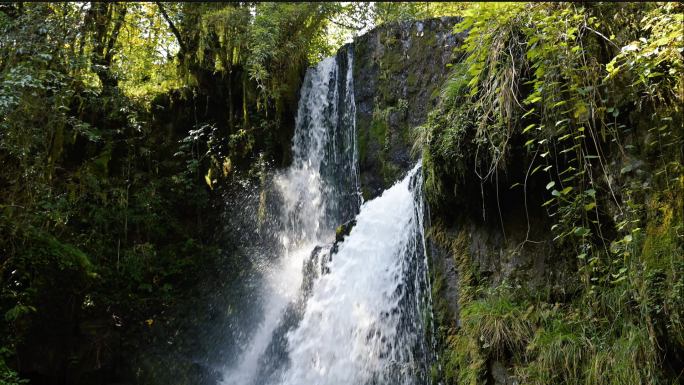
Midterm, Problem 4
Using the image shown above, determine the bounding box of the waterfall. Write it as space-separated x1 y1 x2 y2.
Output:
282 163 431 385
221 45 433 385
280 45 360 246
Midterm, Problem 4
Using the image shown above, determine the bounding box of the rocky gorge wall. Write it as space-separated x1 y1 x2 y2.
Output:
353 17 462 199
351 13 576 342
350 11 683 384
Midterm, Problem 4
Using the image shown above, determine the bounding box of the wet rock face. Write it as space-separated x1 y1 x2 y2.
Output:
335 219 356 244
490 360 516 385
465 179 578 295
353 17 463 200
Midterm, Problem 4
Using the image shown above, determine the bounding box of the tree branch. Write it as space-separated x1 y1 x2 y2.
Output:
103 4 127 67
156 2 187 55
326 17 366 31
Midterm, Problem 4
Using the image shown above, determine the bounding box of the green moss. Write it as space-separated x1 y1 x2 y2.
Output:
399 121 412 146
388 55 404 74
429 85 440 100
378 84 396 105
358 130 369 165
370 119 387 146
361 182 371 202
641 189 682 265
335 219 356 243
379 158 402 186
378 48 404 76
406 72 422 94
406 72 418 87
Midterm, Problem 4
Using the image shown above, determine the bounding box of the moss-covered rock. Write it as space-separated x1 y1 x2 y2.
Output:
335 219 357 244
332 219 357 255
353 17 462 199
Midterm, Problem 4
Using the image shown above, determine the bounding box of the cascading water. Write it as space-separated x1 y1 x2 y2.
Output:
221 44 434 385
282 163 432 385
280 44 360 246
221 45 359 385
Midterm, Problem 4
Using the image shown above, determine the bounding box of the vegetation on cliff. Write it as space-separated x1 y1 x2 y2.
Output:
417 2 683 383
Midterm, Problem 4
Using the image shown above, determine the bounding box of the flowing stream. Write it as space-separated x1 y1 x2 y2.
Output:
221 45 434 385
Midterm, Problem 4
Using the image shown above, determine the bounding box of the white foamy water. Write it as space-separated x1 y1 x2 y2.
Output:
221 246 308 384
281 163 429 385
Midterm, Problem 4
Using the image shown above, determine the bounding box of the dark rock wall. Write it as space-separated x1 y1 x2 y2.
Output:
353 17 462 199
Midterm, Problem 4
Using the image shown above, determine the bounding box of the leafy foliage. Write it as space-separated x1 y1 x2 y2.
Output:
419 2 683 384
0 2 279 379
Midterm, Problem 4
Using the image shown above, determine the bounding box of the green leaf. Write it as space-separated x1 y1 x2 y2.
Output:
531 165 542 174
522 124 536 134
610 276 627 284
577 253 587 259
574 227 589 236
585 189 596 196
546 181 555 190
561 187 573 194
584 202 596 211
510 183 520 189
552 190 561 196
621 166 632 174
525 139 536 146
